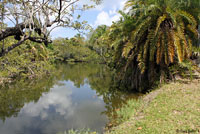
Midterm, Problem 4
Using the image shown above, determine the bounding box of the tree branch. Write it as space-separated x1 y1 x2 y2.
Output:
0 36 29 57
0 23 25 41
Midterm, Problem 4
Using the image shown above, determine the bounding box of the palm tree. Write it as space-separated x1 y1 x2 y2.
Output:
88 25 108 56
111 0 200 91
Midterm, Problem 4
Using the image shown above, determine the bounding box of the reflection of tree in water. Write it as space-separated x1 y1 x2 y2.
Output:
56 63 141 125
89 74 141 126
0 63 141 124
0 67 67 121
54 63 109 88
0 76 54 121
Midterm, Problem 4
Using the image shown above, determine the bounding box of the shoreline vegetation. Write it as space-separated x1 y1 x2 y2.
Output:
106 73 200 134
1 0 200 133
58 72 200 134
0 35 105 87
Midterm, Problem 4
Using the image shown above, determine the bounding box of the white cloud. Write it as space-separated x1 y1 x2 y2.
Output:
51 0 127 37
22 84 74 119
82 0 126 12
0 81 108 134
94 10 121 26
100 0 126 11
93 0 127 27
119 0 126 10
109 7 117 15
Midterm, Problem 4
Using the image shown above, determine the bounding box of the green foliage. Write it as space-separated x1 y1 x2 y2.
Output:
0 32 105 85
192 46 200 53
169 60 194 80
114 99 142 125
0 76 54 121
0 62 135 132
0 37 54 84
0 62 115 121
87 25 113 62
53 35 102 62
1 0 199 92
95 0 200 92
52 63 138 128
107 81 200 134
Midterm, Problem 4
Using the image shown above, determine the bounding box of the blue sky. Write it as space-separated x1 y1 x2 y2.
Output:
50 0 126 39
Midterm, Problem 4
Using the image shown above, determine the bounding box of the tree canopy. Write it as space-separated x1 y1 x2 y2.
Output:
89 0 200 91
0 0 101 57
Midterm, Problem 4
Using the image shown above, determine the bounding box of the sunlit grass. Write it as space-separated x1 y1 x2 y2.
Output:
107 79 200 134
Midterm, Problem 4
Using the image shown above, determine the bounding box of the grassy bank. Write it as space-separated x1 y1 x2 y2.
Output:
106 77 200 134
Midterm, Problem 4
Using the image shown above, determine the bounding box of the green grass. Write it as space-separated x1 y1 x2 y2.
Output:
113 99 142 125
106 79 200 134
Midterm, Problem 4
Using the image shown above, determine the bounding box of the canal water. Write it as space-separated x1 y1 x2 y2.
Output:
0 63 140 134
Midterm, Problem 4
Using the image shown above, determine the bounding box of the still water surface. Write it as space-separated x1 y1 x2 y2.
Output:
0 63 139 134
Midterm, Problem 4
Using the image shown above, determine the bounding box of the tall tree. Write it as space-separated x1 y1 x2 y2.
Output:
0 0 101 57
111 0 200 91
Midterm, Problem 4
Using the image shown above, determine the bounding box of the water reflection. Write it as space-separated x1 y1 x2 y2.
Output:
0 63 140 134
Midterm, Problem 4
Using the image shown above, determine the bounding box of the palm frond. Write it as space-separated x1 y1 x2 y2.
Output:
148 28 158 62
177 10 197 27
131 17 151 43
143 37 150 63
122 41 134 58
113 39 124 63
177 21 191 58
147 4 162 12
160 33 165 64
155 14 167 36
166 7 177 27
124 52 137 72
187 38 193 57
168 30 175 63
173 31 183 62
187 24 199 38
156 35 161 64
124 0 136 10
163 32 169 65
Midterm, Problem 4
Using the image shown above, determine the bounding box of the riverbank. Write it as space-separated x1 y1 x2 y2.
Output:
106 74 200 134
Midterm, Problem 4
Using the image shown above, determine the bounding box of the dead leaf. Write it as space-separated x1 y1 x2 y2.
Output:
137 127 142 130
